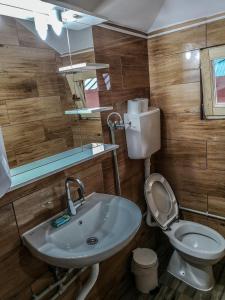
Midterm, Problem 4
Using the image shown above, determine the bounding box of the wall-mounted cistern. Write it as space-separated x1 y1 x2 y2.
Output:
65 177 86 215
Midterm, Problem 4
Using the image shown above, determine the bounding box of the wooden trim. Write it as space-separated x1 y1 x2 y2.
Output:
98 23 148 39
103 21 148 36
148 11 225 39
201 45 225 118
201 49 213 117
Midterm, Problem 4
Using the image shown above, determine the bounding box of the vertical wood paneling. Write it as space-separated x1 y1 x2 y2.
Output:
151 82 201 114
148 25 206 57
207 19 225 47
149 22 225 235
0 15 19 45
148 49 200 88
0 204 20 261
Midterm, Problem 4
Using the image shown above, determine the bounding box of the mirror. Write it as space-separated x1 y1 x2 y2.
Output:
0 0 107 171
201 45 225 119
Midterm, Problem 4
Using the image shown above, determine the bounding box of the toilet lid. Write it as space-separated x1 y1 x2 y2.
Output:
144 173 178 230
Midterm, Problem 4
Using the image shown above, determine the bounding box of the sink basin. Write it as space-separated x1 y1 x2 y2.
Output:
23 193 142 268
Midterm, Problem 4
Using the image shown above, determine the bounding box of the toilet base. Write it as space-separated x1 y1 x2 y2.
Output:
167 250 215 291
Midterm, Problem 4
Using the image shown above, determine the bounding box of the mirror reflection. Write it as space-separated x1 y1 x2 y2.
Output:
0 0 107 170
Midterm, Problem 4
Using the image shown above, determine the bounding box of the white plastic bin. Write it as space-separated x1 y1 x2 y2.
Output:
131 248 158 294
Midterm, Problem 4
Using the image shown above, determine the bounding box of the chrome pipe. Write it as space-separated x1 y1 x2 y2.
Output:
108 125 121 196
180 206 225 222
107 112 123 196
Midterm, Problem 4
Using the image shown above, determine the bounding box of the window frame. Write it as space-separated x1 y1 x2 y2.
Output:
201 45 225 119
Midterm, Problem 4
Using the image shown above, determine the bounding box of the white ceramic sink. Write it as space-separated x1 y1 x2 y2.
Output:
23 193 142 268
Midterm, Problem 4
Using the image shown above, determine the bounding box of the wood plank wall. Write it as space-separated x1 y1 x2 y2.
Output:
148 20 225 236
0 25 154 300
92 26 150 195
0 16 81 168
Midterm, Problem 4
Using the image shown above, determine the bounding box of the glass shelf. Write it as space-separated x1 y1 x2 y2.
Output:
65 106 113 114
10 143 118 191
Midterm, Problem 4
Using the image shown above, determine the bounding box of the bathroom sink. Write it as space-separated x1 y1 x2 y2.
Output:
22 193 142 268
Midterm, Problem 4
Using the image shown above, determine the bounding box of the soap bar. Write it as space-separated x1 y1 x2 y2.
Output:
51 214 71 228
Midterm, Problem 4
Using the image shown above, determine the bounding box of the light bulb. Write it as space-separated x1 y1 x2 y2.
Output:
50 8 62 36
34 13 48 40
185 51 191 60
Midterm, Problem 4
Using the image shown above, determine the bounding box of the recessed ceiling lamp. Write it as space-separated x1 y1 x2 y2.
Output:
61 10 83 23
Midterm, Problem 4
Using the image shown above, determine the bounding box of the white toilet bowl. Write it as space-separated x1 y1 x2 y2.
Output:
145 173 225 291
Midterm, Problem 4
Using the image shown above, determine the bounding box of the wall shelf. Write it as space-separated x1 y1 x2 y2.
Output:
10 143 118 191
58 63 109 74
65 106 113 114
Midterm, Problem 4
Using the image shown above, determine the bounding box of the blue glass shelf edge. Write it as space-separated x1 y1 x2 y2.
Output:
10 143 119 192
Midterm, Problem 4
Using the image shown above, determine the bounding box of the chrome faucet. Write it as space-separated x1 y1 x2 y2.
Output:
65 177 85 215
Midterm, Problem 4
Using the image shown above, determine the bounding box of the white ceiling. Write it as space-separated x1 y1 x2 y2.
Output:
49 0 225 33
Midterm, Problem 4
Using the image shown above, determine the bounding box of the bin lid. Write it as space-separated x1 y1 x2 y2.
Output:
133 248 157 268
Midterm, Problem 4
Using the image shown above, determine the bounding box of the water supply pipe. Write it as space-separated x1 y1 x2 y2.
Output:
107 112 124 196
32 267 87 300
32 263 100 300
77 264 99 300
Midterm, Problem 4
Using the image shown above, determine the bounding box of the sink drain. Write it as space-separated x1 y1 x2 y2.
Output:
86 237 98 245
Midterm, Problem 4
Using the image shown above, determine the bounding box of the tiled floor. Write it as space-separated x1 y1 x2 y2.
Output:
121 260 225 300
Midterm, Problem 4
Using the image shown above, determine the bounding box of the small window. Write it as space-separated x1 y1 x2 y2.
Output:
84 78 98 91
201 45 225 119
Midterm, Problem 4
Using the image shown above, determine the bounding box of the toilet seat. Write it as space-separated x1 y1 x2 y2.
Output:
145 173 178 230
166 220 225 260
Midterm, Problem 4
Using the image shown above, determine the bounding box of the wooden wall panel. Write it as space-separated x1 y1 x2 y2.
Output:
151 82 201 114
0 248 47 299
6 96 63 124
16 21 48 49
207 19 225 47
122 64 149 89
148 22 225 236
157 139 207 169
207 141 225 171
0 102 9 125
148 25 206 57
0 204 20 260
0 74 38 101
15 138 67 165
208 195 225 217
176 190 207 212
162 113 225 142
149 50 200 88
0 15 19 45
61 50 95 65
2 121 46 150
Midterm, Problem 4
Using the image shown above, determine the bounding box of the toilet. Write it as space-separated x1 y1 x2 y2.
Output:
145 173 225 291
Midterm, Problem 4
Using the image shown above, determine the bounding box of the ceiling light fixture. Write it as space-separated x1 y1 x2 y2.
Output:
34 13 48 40
61 10 83 23
50 8 62 36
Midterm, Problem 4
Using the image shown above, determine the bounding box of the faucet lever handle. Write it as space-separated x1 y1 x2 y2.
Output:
75 178 85 198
